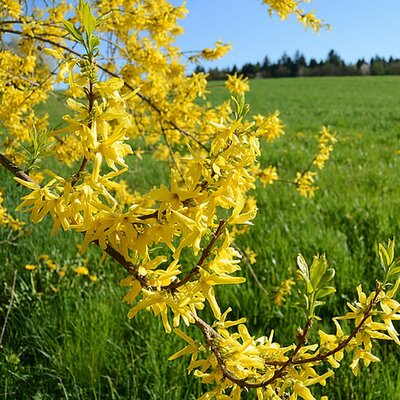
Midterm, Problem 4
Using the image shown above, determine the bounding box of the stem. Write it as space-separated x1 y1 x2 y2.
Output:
71 72 95 186
0 27 209 151
163 219 226 292
265 285 382 367
0 153 39 186
0 270 18 346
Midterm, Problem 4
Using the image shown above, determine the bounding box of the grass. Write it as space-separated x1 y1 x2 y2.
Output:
2 75 400 399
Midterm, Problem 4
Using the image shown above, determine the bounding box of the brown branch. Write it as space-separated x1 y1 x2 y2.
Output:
0 153 39 187
292 284 381 365
194 314 313 389
0 27 209 152
264 284 382 367
193 315 254 388
71 78 95 186
163 219 226 292
194 285 382 389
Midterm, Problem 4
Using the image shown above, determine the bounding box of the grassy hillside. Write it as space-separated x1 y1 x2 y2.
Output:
1 76 400 399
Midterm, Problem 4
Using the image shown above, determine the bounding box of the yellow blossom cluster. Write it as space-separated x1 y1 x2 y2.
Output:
197 41 232 61
274 277 295 305
1 0 22 18
313 126 337 169
1 2 397 399
254 111 285 142
293 126 336 197
294 170 317 198
225 73 250 95
262 0 328 31
0 0 70 165
0 190 24 231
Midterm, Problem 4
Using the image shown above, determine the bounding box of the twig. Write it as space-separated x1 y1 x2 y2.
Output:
0 270 18 347
0 27 210 151
163 219 226 292
0 153 39 186
71 78 95 186
265 284 382 366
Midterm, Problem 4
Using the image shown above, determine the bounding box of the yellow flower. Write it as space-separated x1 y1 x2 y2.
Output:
200 41 231 60
259 166 278 187
244 247 257 265
225 73 250 95
46 259 57 270
24 264 36 271
74 266 89 275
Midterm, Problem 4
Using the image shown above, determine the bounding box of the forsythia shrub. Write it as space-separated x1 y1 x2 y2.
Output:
0 1 399 399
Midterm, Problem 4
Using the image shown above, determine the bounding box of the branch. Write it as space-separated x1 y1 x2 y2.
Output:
0 27 209 152
0 151 225 294
194 284 382 390
163 219 226 292
0 153 39 187
265 283 382 366
194 313 313 389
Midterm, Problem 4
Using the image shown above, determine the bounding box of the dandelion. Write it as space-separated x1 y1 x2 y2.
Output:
74 266 89 275
46 259 57 270
24 264 36 271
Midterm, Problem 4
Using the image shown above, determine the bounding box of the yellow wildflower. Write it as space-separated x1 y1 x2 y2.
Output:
225 73 250 95
74 266 89 275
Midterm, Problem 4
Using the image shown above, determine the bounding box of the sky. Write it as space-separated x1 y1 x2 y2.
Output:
170 0 400 70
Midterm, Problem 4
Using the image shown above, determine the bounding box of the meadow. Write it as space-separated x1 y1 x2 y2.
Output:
1 75 400 399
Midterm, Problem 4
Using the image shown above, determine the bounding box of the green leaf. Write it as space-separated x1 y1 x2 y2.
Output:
89 36 100 52
96 10 113 26
315 286 336 300
388 238 395 264
63 19 84 44
297 254 309 282
379 242 390 268
388 258 400 277
318 268 335 288
310 255 328 290
81 2 96 36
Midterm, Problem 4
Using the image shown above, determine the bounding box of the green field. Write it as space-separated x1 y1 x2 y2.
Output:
1 76 400 399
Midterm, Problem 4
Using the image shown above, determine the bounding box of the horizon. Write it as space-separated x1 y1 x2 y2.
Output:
171 0 400 72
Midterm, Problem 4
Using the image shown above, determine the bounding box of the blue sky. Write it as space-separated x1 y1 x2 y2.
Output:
171 0 400 70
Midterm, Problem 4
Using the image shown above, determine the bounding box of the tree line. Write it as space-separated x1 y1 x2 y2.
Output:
197 50 400 79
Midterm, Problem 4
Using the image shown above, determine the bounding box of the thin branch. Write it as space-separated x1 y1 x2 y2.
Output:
265 284 382 367
71 77 95 186
194 313 313 389
0 27 209 152
163 219 226 292
0 153 39 186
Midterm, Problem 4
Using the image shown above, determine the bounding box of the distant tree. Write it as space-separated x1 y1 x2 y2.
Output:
241 62 257 78
370 56 386 75
327 49 343 67
309 58 318 68
194 65 206 74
